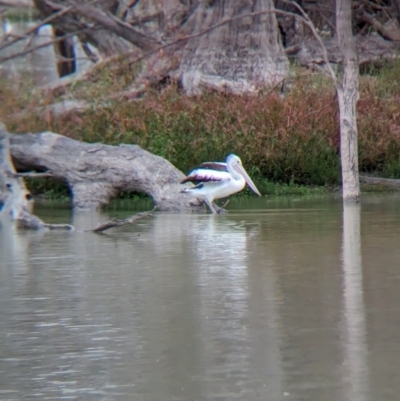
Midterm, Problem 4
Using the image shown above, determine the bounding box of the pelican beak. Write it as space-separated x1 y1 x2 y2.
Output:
234 164 262 196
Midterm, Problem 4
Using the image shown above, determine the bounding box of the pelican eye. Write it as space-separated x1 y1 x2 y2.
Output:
25 193 33 201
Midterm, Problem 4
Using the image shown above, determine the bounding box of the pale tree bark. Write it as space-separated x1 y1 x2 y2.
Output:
336 0 360 202
179 0 289 95
9 131 204 212
0 127 34 221
1 125 72 229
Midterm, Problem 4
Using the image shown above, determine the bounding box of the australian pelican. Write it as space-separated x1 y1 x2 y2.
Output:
180 154 261 214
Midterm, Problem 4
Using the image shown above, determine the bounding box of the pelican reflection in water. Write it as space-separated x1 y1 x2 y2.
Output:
180 154 261 214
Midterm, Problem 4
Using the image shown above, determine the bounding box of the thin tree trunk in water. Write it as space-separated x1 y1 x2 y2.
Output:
336 0 360 202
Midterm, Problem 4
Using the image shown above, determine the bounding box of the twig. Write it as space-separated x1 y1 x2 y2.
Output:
90 207 157 233
221 199 230 208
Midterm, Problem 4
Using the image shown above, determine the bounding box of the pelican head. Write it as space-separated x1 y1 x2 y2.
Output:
226 154 261 196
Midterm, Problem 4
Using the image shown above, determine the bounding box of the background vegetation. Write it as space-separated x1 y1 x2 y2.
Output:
2 60 400 198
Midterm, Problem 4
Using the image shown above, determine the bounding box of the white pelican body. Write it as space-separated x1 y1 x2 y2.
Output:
180 154 261 214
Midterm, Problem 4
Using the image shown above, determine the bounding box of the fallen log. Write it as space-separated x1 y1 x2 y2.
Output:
296 34 400 70
360 175 400 189
9 131 203 211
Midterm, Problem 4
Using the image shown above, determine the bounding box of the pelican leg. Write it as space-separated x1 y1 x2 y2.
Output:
204 198 218 214
212 202 228 214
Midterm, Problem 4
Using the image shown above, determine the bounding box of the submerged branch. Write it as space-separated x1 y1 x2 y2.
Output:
91 207 157 232
14 208 74 230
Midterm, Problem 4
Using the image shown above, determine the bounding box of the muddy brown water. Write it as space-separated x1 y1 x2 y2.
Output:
1 194 400 400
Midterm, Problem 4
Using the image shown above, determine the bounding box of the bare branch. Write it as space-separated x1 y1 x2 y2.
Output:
359 11 400 42
91 207 157 232
0 5 74 53
0 27 92 64
279 0 337 84
41 0 161 51
1 1 338 91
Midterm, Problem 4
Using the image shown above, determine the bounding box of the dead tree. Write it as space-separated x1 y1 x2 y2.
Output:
0 126 34 220
0 125 72 229
336 0 360 202
274 1 361 202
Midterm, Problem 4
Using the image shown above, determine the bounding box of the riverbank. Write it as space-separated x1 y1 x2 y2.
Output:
25 176 332 202
2 59 400 199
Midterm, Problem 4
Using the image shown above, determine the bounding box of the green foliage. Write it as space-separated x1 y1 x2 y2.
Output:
119 191 151 200
5 59 400 195
24 178 70 201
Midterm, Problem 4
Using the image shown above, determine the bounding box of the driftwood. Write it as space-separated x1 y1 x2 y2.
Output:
9 131 203 211
90 207 157 233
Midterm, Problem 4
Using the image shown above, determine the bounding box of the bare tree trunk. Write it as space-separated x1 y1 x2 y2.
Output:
1 125 72 229
336 0 360 202
0 126 34 221
179 0 289 95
